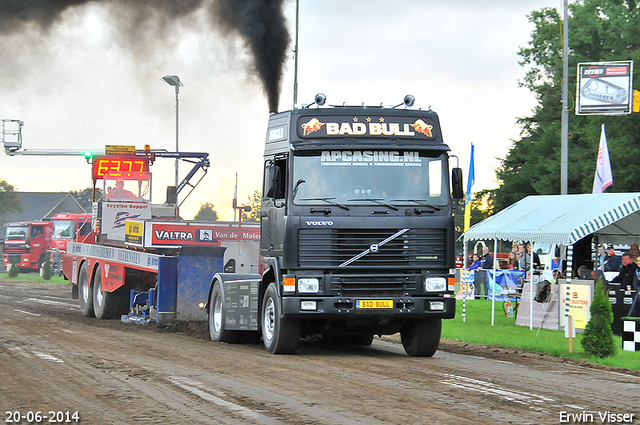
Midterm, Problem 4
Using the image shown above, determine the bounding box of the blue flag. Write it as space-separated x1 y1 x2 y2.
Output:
466 144 475 204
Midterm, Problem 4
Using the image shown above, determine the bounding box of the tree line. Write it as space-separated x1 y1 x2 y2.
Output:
470 0 640 224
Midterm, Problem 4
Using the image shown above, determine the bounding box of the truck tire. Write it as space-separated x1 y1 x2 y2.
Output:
92 269 127 320
261 283 300 354
208 282 240 344
401 318 442 357
78 263 94 317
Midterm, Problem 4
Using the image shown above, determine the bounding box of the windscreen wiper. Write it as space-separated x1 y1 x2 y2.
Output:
390 199 442 210
347 198 399 211
292 179 305 200
298 197 350 210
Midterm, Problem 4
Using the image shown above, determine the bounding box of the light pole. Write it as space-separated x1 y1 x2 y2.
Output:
162 75 182 188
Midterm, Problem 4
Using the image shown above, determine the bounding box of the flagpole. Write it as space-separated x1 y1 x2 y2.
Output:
561 0 569 194
463 143 475 323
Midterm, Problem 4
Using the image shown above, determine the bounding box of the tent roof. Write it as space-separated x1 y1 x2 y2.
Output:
464 193 640 245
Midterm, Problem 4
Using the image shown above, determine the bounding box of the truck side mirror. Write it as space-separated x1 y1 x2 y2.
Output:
451 167 464 199
266 165 283 199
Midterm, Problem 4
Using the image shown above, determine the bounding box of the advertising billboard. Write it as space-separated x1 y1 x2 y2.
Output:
576 61 633 115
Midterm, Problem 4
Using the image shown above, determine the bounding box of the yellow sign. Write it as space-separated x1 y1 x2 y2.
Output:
634 90 640 113
105 145 136 155
124 220 144 245
560 282 592 329
356 300 394 309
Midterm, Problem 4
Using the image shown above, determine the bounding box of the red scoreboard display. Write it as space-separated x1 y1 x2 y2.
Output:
92 156 150 180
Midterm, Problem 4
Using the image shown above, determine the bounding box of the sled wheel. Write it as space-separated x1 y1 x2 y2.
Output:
78 263 94 317
262 283 300 354
92 267 127 320
401 318 442 357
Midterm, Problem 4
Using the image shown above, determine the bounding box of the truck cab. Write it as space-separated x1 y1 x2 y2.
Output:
3 221 53 271
209 100 464 356
50 213 94 251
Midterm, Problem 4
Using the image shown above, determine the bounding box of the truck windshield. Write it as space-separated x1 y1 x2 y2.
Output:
53 221 75 239
6 226 29 240
292 150 448 206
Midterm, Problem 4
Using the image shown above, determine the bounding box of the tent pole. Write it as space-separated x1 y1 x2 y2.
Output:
529 243 534 330
491 239 497 326
565 244 573 331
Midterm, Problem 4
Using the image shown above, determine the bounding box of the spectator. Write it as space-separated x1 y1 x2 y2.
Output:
506 252 517 269
630 243 639 265
611 252 638 289
468 254 481 270
480 246 493 269
516 243 524 260
51 249 62 276
517 244 530 270
596 245 606 269
603 245 621 272
527 243 541 268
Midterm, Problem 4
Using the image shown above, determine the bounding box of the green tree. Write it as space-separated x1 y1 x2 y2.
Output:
491 1 640 212
241 190 261 222
70 187 103 211
42 251 52 280
0 178 22 220
193 202 219 222
8 256 19 278
581 280 616 358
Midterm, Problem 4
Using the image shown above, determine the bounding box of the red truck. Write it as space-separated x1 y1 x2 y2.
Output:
3 221 53 272
50 213 95 251
3 213 93 272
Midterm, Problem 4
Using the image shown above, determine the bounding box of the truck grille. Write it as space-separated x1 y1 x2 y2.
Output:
330 274 419 297
4 246 27 254
298 228 447 269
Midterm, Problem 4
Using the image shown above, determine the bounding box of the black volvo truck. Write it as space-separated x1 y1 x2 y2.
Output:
206 95 464 356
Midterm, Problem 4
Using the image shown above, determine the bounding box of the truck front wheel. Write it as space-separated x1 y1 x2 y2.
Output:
208 282 240 343
261 283 300 354
78 263 94 317
401 318 442 357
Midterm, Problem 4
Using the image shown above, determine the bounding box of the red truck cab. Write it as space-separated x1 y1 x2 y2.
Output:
50 213 95 251
3 221 54 271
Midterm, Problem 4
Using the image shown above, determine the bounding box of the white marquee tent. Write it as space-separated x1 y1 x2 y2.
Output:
462 192 640 328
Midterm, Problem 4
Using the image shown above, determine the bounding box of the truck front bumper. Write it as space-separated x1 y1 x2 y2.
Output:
281 295 456 319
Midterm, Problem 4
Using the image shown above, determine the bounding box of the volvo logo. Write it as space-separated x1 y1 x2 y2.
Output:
305 220 334 226
370 243 379 253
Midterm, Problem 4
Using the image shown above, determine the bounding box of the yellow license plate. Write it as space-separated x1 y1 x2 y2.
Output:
356 300 394 309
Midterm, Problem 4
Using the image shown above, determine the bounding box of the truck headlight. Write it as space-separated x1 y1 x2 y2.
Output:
298 278 320 293
425 277 446 292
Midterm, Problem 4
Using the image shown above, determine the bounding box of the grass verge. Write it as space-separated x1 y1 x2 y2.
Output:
443 299 639 372
0 269 68 285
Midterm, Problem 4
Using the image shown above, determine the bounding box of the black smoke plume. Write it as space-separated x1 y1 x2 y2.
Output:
0 0 290 112
211 0 290 113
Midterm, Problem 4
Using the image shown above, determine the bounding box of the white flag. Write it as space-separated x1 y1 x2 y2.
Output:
592 124 613 194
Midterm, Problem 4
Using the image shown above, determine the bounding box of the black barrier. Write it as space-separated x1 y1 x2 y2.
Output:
607 282 637 336
474 269 487 298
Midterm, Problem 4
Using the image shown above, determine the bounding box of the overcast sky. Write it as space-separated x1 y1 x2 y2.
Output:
0 0 561 220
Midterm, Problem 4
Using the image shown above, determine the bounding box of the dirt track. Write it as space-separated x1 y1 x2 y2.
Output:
1 279 638 425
